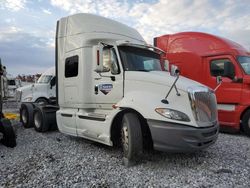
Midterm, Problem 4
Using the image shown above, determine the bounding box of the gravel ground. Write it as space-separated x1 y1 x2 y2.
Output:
0 101 250 187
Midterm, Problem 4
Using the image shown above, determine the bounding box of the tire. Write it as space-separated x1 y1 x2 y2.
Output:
121 113 143 165
35 98 48 105
20 103 34 128
33 106 49 132
0 119 16 148
241 110 250 136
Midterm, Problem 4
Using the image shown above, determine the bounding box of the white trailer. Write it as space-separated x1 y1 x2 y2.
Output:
16 67 56 104
20 14 218 164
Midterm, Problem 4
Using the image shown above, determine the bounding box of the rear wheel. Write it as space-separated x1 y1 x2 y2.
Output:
241 110 250 136
121 113 143 166
20 103 34 128
0 119 16 148
33 106 49 132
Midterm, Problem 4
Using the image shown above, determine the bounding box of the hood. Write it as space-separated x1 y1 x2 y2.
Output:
17 84 33 92
125 71 205 92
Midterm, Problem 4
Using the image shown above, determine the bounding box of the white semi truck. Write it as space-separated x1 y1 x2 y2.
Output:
16 67 56 104
7 74 21 98
20 14 218 164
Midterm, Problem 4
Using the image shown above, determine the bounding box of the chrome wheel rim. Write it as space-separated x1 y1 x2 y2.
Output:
21 109 28 124
34 112 42 129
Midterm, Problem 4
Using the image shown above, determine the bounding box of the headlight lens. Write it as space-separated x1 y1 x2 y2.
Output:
155 108 190 122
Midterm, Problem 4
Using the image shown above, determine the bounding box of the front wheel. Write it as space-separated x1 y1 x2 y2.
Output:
121 113 143 165
241 110 250 136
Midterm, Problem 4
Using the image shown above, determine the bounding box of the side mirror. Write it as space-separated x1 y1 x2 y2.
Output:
214 76 222 92
224 61 235 80
216 76 222 85
170 65 180 76
163 59 170 71
95 66 110 73
93 44 110 73
50 77 56 89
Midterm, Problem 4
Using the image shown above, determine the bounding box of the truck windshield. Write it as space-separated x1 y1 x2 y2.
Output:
37 75 53 83
238 56 250 74
118 46 163 72
8 80 16 85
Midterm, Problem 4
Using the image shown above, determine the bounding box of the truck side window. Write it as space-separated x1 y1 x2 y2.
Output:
65 55 79 78
210 59 233 77
103 47 120 75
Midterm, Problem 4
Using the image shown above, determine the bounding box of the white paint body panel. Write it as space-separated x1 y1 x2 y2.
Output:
56 13 213 146
117 71 204 126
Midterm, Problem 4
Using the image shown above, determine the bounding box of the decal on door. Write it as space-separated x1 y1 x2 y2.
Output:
99 84 113 95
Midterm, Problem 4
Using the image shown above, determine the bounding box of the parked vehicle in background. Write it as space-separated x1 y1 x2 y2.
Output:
7 74 21 98
154 31 250 136
16 67 56 105
0 60 16 148
0 64 8 99
20 14 218 165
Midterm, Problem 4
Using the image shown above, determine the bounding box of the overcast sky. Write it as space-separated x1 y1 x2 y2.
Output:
1 0 250 76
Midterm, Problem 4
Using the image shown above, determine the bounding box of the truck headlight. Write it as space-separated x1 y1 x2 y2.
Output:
155 108 190 122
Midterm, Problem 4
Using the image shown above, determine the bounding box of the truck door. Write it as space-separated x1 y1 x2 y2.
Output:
93 46 124 109
205 55 243 105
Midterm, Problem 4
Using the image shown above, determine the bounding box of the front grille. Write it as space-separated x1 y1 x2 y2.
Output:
188 86 217 127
